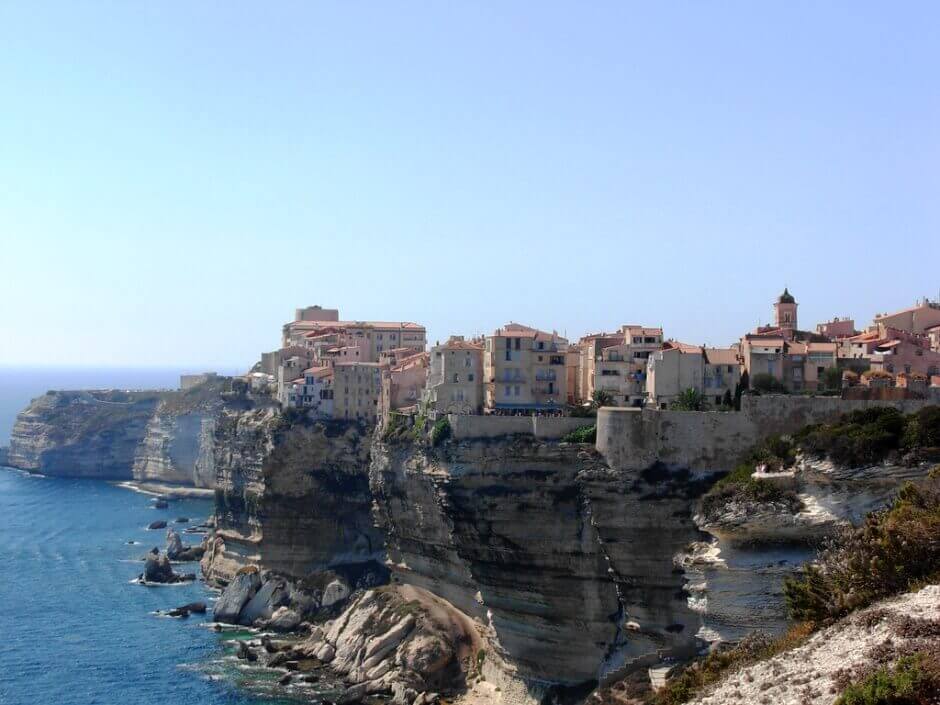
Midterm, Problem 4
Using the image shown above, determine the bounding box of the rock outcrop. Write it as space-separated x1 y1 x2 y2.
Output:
698 457 936 544
140 549 195 584
202 409 384 585
165 529 204 562
7 390 161 478
688 584 940 705
132 378 252 488
302 585 479 703
370 436 708 691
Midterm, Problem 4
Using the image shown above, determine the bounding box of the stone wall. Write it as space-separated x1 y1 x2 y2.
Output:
446 414 588 440
597 395 932 472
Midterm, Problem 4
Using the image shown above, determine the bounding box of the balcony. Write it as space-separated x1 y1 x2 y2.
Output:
535 372 557 382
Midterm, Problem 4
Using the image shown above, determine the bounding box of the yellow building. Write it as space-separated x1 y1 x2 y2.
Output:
484 323 568 411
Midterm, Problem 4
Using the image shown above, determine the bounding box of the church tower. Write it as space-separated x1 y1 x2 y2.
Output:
774 288 798 329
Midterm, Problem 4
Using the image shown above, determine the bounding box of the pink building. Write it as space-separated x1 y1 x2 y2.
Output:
815 317 857 339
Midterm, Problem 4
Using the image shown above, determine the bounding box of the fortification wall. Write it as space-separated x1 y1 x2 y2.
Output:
446 414 588 440
597 395 932 472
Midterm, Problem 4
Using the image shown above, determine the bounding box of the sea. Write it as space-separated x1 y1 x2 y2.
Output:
0 367 313 705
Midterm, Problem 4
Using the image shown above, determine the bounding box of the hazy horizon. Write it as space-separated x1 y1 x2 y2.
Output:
3 2 939 368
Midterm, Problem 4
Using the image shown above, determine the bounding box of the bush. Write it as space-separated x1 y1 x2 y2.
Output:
794 407 919 467
751 373 788 394
652 623 814 705
430 418 451 446
673 388 705 411
700 435 801 520
822 366 844 390
902 406 940 450
562 425 596 443
784 479 940 623
836 654 939 705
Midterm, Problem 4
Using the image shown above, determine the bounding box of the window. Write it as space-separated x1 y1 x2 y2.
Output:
453 373 459 383
633 336 642 344
514 385 521 396
505 385 511 396
515 338 521 350
505 349 512 361
468 373 474 381
538 341 544 350
464 356 472 367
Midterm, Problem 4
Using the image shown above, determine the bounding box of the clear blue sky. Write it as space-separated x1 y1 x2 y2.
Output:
2 2 938 369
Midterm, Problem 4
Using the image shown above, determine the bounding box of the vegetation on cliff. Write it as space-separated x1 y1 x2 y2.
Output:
699 434 802 521
794 406 940 468
658 473 940 705
784 476 940 624
561 424 597 443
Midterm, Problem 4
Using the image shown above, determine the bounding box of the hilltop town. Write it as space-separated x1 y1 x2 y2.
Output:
219 291 940 424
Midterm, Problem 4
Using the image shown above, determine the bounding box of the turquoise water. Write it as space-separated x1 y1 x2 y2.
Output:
0 469 305 705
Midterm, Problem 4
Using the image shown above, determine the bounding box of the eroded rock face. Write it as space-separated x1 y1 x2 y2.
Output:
202 409 383 585
132 379 254 488
370 437 706 687
7 391 161 478
302 585 477 701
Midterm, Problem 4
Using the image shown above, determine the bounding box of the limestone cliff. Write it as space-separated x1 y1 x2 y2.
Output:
370 435 710 692
202 408 384 585
7 390 161 478
132 378 253 488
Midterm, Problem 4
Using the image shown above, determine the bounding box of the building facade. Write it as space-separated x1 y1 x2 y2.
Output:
484 323 568 411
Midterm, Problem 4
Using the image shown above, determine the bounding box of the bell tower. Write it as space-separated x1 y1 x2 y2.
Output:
774 288 798 329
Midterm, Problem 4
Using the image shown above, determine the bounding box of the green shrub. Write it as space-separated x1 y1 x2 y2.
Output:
561 425 596 443
784 479 940 623
652 623 815 705
673 388 705 411
794 407 921 467
902 406 940 450
700 435 801 520
836 654 939 705
430 418 451 446
751 373 788 394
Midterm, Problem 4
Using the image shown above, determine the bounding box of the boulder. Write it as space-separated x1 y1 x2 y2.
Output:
153 499 168 509
235 640 257 662
322 578 352 609
267 606 302 632
166 602 206 618
240 576 291 625
148 520 167 530
213 567 262 623
165 530 184 559
143 551 175 583
175 517 189 523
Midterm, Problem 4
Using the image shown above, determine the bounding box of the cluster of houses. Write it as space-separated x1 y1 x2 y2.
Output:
247 293 940 424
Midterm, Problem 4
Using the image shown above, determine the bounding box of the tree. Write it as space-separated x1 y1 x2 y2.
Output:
591 390 614 409
673 388 705 411
751 373 788 394
822 366 842 391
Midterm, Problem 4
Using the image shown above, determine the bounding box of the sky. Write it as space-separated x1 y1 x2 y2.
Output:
2 2 939 370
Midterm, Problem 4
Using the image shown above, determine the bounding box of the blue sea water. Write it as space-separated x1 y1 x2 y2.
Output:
0 368 316 705
0 470 296 705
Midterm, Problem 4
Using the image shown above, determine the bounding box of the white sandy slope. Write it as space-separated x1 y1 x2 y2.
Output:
689 584 940 705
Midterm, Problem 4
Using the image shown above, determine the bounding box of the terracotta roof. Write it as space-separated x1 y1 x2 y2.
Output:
303 366 333 379
663 341 702 354
288 320 426 332
440 338 484 351
703 348 738 365
493 322 568 344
